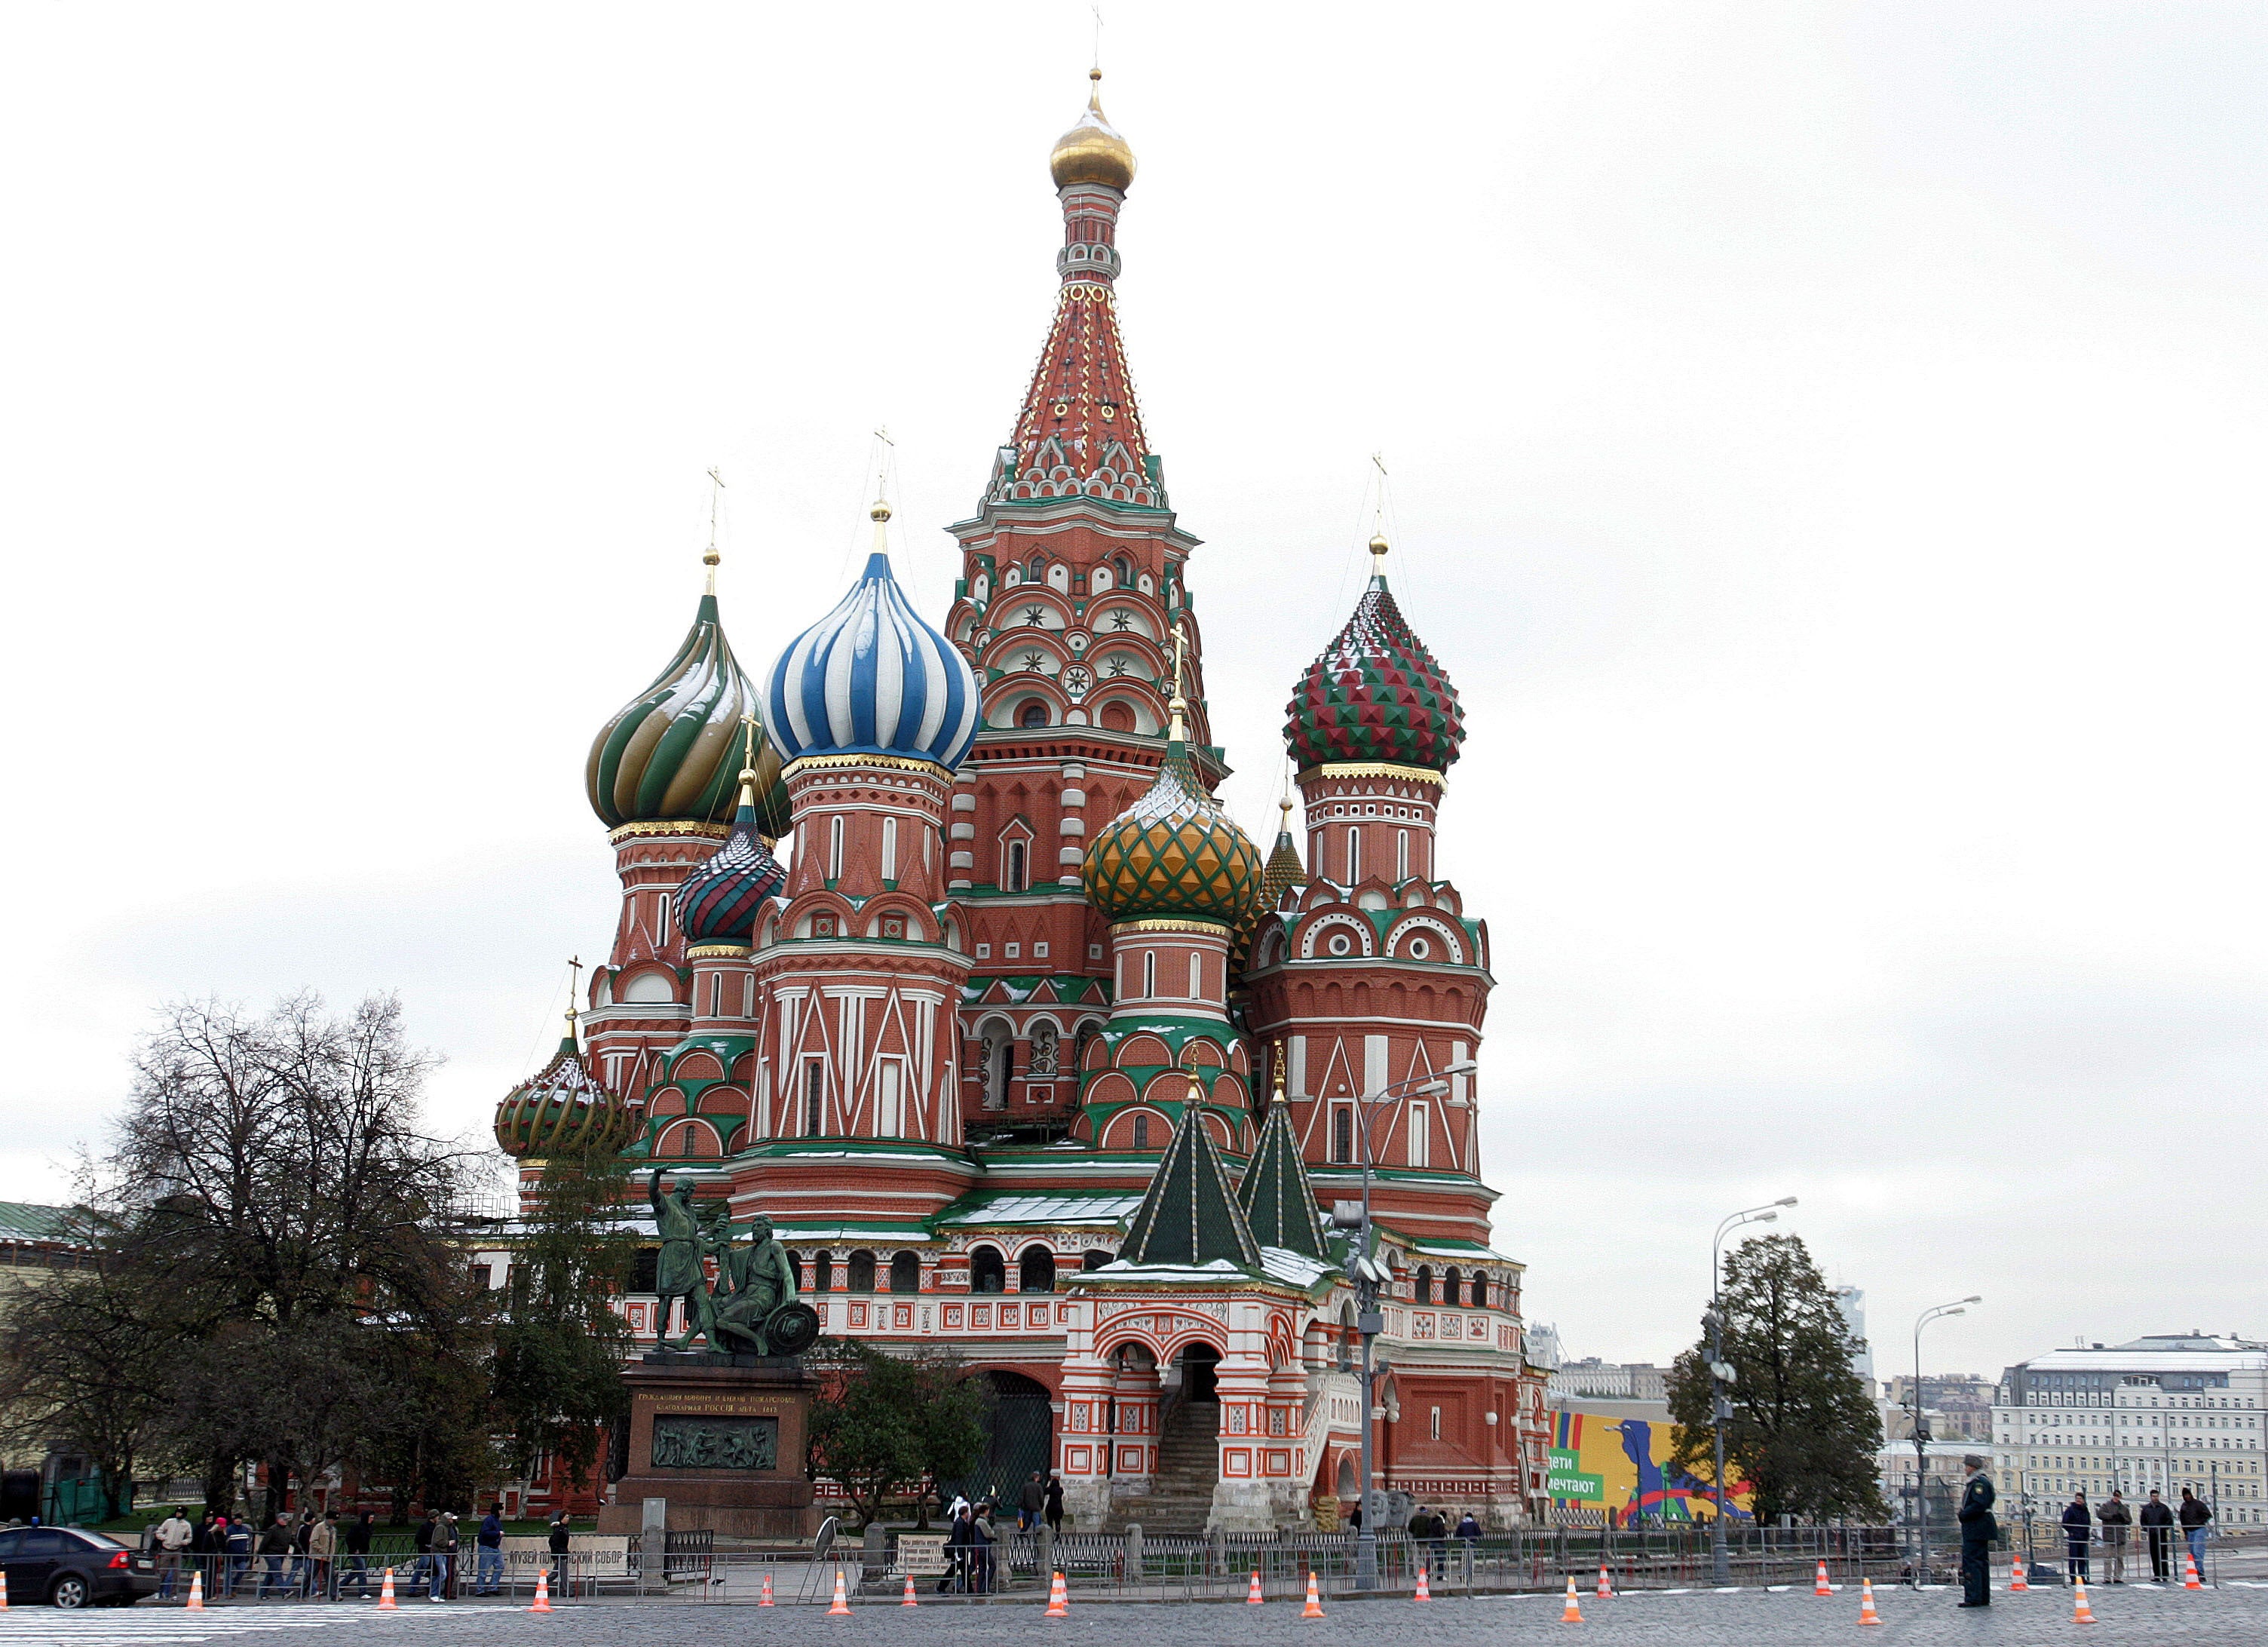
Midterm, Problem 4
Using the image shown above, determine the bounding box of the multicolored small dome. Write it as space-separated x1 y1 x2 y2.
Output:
494 1029 633 1158
1084 738 1264 928
1285 537 1465 774
676 767 786 946
765 507 982 772
589 590 792 834
1050 71 1136 192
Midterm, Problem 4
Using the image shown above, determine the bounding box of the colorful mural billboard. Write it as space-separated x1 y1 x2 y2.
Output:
1548 1409 1755 1522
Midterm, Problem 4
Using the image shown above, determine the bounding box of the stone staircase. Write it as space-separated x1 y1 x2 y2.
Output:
1105 1399 1220 1535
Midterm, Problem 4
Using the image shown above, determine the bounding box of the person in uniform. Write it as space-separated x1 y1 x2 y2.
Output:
1955 1453 1997 1607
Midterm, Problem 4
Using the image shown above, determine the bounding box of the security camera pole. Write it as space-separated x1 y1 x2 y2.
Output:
1332 1060 1477 1590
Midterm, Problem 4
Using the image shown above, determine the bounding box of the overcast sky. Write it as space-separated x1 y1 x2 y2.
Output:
3 3 2263 1379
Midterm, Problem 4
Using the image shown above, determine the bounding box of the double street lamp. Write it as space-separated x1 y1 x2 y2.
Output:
1328 1060 1479 1590
1910 1296 1981 1585
1705 1198 1797 1583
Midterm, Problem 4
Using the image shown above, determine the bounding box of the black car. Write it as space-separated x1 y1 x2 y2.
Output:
0 1526 159 1607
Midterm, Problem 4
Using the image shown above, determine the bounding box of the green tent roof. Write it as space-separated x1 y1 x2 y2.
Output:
1237 1098 1330 1262
1114 1103 1262 1271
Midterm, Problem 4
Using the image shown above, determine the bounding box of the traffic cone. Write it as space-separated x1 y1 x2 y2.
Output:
1561 1574 1583 1622
903 1575 919 1608
828 1566 851 1615
379 1567 397 1610
1815 1559 1834 1596
2073 1576 2096 1624
1247 1569 1264 1604
759 1571 774 1606
1044 1571 1069 1618
1596 1562 1612 1599
1857 1578 1882 1626
185 1570 202 1611
1301 1571 1326 1618
529 1569 551 1613
2009 1556 2028 1593
1 1569 8 1608
2184 1550 2204 1590
1414 1565 1431 1602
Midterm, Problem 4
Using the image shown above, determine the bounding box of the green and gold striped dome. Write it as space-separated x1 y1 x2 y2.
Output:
588 590 791 835
1083 738 1264 928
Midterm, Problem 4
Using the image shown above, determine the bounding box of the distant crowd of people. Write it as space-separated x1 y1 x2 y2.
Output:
138 1502 575 1601
2053 1486 2213 1584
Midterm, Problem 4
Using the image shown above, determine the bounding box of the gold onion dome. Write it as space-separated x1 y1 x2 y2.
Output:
1083 737 1264 928
1050 69 1136 192
494 1026 633 1158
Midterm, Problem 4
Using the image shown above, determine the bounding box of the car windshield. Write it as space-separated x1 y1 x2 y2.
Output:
68 1529 130 1550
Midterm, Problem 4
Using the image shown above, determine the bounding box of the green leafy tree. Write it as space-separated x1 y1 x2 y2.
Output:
490 1146 635 1490
807 1342 988 1529
1667 1233 1886 1523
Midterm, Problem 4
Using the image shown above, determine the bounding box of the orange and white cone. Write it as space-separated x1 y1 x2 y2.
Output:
1302 1571 1326 1618
2073 1576 2096 1624
2185 1550 2205 1590
1045 1571 1069 1618
185 1570 202 1611
1 1569 9 1609
759 1571 774 1606
1815 1560 1834 1596
379 1567 398 1610
1414 1566 1431 1602
2009 1556 2028 1593
529 1569 552 1613
1561 1574 1583 1623
1247 1569 1264 1604
1858 1578 1882 1626
828 1566 851 1616
903 1575 919 1608
1597 1562 1613 1599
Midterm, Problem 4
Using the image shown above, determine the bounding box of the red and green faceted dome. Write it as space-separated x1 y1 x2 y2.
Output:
1083 741 1264 928
1285 568 1464 773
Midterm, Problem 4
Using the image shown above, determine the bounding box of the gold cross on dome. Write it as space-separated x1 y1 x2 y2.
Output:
1169 619 1189 701
566 955 583 1029
740 711 759 771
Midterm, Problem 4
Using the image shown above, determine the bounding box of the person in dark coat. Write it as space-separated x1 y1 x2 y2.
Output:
548 1513 572 1594
341 1510 374 1597
2139 1490 2175 1581
2098 1491 2132 1584
2061 1490 2092 1583
1954 1454 1997 1608
942 1504 973 1595
1044 1473 1065 1535
2178 1488 2212 1581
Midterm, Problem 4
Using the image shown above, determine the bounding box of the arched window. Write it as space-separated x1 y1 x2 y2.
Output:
1019 1247 1057 1294
969 1245 1007 1294
889 1251 921 1294
1006 839 1028 892
1028 555 1047 584
1142 951 1157 998
847 1250 877 1293
881 816 899 881
1131 1112 1150 1149
1472 1271 1490 1310
1019 701 1048 728
1346 827 1361 882
1028 1022 1059 1076
829 815 845 881
812 1250 834 1293
1444 1266 1463 1308
1414 1264 1434 1303
1114 555 1133 590
1331 1105 1353 1164
1082 1250 1114 1272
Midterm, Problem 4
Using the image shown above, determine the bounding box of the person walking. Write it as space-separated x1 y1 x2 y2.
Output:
2140 1489 2175 1581
340 1510 374 1598
431 1511 460 1599
942 1502 973 1595
2098 1491 2131 1584
412 1509 438 1593
1954 1454 1997 1609
970 1502 995 1593
1044 1472 1065 1536
547 1512 572 1596
225 1515 254 1597
306 1511 337 1600
258 1514 294 1598
1019 1471 1045 1533
291 1509 316 1595
474 1504 504 1595
2061 1490 2092 1584
2178 1488 2212 1581
152 1507 192 1599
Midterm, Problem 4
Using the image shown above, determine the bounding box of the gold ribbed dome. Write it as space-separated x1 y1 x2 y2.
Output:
1050 70 1136 192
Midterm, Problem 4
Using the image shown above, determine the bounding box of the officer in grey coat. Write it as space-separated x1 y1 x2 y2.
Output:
1955 1454 1997 1607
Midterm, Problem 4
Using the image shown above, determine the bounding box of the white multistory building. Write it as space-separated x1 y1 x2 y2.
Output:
1990 1336 2268 1526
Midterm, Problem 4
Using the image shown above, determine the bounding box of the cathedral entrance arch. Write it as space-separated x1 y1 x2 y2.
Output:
1175 1341 1221 1403
942 1369 1056 1510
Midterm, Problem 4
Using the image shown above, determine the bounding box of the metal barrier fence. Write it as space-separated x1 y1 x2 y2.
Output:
121 1522 2261 1606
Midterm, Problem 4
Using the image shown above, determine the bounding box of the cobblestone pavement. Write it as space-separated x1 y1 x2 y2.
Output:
7 1583 2266 1647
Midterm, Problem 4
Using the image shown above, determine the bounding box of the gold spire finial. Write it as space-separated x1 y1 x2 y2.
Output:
1272 1041 1287 1105
737 712 760 806
869 428 895 538
1368 452 1391 572
703 468 725 593
1167 618 1190 742
565 955 584 1035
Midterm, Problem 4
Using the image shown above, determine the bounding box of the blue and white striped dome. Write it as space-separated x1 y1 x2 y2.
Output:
765 530 981 772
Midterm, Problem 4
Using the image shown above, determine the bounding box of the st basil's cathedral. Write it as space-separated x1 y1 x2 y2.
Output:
495 72 1550 1532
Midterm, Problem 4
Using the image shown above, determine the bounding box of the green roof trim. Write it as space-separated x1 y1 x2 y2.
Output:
932 1190 1145 1230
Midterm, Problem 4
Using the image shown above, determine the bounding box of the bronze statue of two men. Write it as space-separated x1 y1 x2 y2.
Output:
648 1173 808 1356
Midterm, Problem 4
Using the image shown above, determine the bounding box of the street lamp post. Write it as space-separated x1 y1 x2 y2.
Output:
1910 1297 1981 1586
1706 1199 1797 1584
1331 1060 1477 1590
